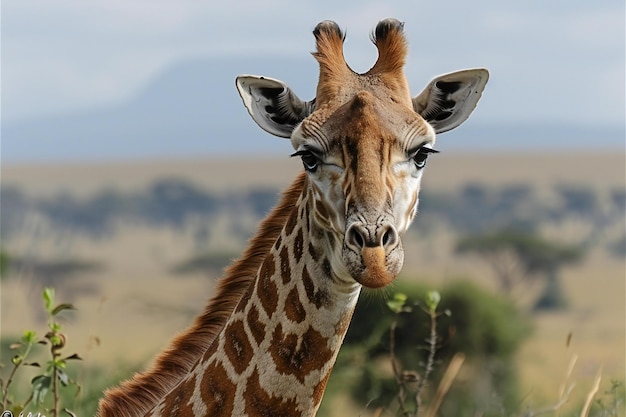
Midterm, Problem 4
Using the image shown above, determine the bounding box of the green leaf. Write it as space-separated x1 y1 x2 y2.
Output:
425 290 441 313
22 329 37 344
43 287 55 313
386 293 408 314
51 303 76 316
49 335 62 346
63 353 83 361
11 354 23 366
31 374 52 405
57 369 69 386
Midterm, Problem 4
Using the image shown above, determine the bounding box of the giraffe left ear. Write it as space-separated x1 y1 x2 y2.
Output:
412 68 489 134
236 75 316 138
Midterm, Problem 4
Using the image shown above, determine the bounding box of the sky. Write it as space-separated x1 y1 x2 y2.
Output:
1 0 625 159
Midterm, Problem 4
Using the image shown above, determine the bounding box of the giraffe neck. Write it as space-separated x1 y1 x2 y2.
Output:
97 175 306 417
149 177 361 417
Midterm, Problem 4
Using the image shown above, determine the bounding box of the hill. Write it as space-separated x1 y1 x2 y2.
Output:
3 57 624 162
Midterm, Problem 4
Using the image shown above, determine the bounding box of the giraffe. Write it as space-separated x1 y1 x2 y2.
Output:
97 18 488 417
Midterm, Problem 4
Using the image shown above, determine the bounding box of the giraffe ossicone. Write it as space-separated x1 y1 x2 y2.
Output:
97 18 488 417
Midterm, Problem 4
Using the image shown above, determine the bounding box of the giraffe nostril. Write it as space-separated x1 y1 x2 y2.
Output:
381 225 397 249
382 229 391 246
347 223 398 251
348 225 365 249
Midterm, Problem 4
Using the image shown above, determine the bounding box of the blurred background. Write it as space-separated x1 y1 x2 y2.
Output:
1 1 624 415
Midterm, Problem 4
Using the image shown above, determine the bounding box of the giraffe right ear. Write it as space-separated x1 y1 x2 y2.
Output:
412 68 489 134
236 75 316 138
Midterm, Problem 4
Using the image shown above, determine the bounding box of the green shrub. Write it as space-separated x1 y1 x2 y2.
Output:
1 288 82 416
325 279 531 416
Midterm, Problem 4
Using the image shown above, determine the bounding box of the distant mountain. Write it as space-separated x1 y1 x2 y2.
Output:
2 57 623 163
2 57 317 162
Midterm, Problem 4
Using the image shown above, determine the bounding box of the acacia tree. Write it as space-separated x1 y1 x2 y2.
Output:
455 230 583 310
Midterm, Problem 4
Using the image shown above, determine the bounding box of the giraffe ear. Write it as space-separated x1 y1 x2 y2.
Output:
236 75 316 138
412 68 489 134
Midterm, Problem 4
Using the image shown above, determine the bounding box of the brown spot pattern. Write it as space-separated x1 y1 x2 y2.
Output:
293 227 304 263
273 234 282 251
302 266 316 305
235 280 255 314
321 257 332 279
304 203 311 232
160 374 196 416
279 246 291 284
285 208 298 236
299 201 309 230
315 198 329 220
285 287 306 323
270 324 334 383
259 252 275 282
247 304 266 345
244 368 299 417
334 306 355 336
223 320 254 375
308 242 319 262
316 288 332 309
302 265 331 309
257 254 279 316
200 360 236 417
313 368 333 407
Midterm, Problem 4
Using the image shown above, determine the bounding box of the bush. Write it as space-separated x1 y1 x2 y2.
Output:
0 288 82 416
323 279 531 416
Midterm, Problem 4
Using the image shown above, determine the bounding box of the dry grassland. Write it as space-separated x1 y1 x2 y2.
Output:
4 151 624 195
1 151 624 411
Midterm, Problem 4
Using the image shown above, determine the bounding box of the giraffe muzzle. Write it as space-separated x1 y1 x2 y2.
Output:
344 221 403 288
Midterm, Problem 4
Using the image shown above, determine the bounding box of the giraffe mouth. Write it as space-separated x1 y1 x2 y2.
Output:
358 246 399 288
342 237 404 289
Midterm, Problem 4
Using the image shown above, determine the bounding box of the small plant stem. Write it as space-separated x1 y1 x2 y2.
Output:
579 368 602 417
21 391 34 410
53 363 59 417
1 363 21 408
2 339 34 408
389 316 409 415
414 311 438 415
51 337 62 417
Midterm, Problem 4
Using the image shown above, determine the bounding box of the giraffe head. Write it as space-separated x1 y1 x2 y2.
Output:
237 19 488 289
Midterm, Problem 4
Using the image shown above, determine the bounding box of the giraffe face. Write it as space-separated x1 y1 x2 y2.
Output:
289 90 436 288
236 18 488 288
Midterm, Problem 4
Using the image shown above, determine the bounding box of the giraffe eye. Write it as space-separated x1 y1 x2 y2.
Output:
409 147 439 169
291 150 320 172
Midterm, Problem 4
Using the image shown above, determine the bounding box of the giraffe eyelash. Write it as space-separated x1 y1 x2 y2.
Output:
291 149 321 172
408 147 439 169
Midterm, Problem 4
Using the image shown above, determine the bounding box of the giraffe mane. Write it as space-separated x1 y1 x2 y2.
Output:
97 172 307 417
